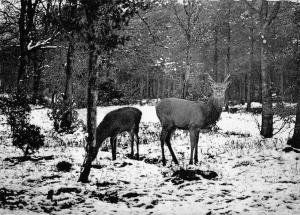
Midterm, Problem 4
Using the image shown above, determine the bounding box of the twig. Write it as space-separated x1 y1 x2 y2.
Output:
137 12 168 49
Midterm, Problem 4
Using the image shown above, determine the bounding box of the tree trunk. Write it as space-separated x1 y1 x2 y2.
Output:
259 0 281 138
225 0 231 111
258 42 262 103
151 78 154 98
32 56 42 104
167 79 170 97
60 38 75 130
17 0 27 90
146 71 149 98
239 77 243 103
182 34 191 99
247 10 254 111
213 26 219 82
157 77 160 99
139 77 143 99
288 20 300 147
225 0 231 76
280 69 284 98
260 26 273 138
78 41 98 183
288 73 300 148
64 39 75 101
172 79 176 97
162 75 166 98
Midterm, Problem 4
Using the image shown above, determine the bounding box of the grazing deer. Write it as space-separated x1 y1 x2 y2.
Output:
87 107 142 162
156 73 230 165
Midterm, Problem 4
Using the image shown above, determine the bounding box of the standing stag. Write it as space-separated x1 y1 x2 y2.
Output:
156 73 230 165
86 107 142 162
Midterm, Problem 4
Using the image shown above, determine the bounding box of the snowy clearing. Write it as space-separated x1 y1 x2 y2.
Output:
1 104 300 215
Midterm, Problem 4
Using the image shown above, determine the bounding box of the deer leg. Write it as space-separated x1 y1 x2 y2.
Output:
130 132 134 158
166 129 179 165
160 128 167 166
194 131 200 164
135 133 139 160
110 136 117 160
189 129 197 165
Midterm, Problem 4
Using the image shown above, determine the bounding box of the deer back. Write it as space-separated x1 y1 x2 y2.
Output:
156 98 207 129
96 107 142 144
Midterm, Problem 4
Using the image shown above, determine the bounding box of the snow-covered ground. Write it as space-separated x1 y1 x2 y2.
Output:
1 104 300 215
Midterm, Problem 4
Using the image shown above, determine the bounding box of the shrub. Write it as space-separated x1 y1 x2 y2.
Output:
1 92 44 157
97 79 124 105
12 124 45 157
47 94 79 133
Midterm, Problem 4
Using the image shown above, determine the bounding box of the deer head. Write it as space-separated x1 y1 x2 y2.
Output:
206 73 231 105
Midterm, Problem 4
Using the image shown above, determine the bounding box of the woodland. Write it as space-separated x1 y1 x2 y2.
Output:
0 0 300 214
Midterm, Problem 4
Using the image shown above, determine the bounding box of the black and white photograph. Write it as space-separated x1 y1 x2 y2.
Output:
0 0 300 214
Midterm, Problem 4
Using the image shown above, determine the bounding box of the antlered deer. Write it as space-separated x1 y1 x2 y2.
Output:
156 73 230 165
87 107 142 162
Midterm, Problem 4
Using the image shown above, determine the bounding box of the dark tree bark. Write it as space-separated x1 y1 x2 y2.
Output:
167 79 170 98
280 69 284 97
288 9 300 148
172 80 176 97
260 1 281 138
157 76 160 99
171 1 204 98
213 26 219 82
288 74 300 148
242 0 280 137
225 0 231 77
139 77 144 98
17 0 39 91
162 75 166 98
18 0 28 89
78 40 98 183
78 2 99 182
182 38 191 99
260 29 273 137
60 38 75 130
225 0 231 111
32 53 43 104
146 70 149 98
64 38 75 101
239 76 243 103
247 8 254 112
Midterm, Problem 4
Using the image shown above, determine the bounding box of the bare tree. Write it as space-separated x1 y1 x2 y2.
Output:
171 0 204 98
287 6 300 148
242 0 281 138
78 0 147 182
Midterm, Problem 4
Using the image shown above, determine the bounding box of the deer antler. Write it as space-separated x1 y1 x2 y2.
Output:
223 73 231 83
205 73 215 84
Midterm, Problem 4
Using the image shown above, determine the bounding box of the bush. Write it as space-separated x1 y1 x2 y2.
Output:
12 124 44 157
0 93 31 130
47 93 79 133
97 79 124 105
0 92 44 157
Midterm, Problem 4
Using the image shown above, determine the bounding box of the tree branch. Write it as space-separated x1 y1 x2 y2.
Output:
27 32 60 51
172 1 187 34
2 0 21 11
266 1 281 26
136 12 168 49
241 0 259 14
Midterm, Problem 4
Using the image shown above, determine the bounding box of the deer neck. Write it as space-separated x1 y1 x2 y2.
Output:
96 125 107 147
205 96 223 126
